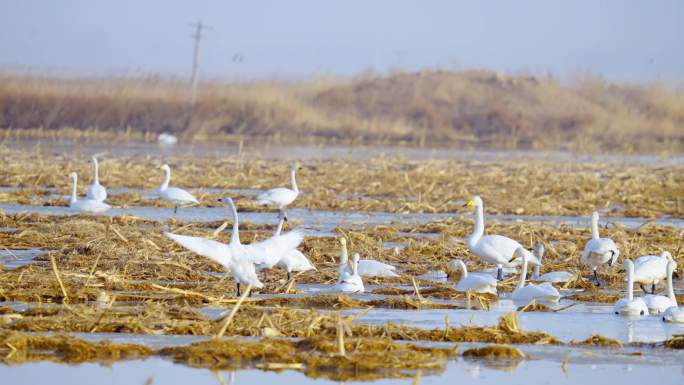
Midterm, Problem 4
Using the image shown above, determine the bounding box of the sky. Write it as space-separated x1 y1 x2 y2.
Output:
0 0 682 82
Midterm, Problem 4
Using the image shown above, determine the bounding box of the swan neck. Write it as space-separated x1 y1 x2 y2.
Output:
339 243 348 267
468 205 484 247
666 266 676 304
516 254 528 290
626 262 634 301
591 214 600 239
455 260 467 279
352 258 358 276
70 175 78 204
274 217 284 236
92 158 99 184
229 201 240 245
533 264 540 279
160 168 170 191
290 168 298 193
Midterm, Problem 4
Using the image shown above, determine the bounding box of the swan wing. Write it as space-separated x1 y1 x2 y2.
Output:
162 187 199 204
474 235 521 264
245 229 305 267
358 260 399 277
256 188 297 206
164 232 232 267
86 184 107 202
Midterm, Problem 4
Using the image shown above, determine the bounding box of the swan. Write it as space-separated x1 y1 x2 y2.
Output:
165 197 303 295
509 247 561 303
633 251 673 294
158 132 178 146
532 244 575 283
335 252 364 293
159 164 199 213
582 211 619 285
662 261 684 323
613 259 649 316
463 196 539 280
448 259 497 295
272 211 316 280
642 258 677 314
338 238 399 278
86 156 107 202
68 172 111 213
256 163 300 212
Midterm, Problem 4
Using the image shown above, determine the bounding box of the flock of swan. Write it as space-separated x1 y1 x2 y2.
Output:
62 157 682 323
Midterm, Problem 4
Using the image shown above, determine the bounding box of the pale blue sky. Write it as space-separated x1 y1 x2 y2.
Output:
1 0 682 82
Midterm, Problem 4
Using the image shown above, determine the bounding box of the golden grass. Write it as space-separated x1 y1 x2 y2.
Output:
1 71 683 152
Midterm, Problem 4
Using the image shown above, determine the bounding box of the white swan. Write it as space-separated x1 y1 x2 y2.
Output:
582 212 619 285
165 197 303 295
510 247 561 303
272 211 316 280
68 172 111 213
532 244 575 283
613 259 649 316
158 132 178 146
449 259 497 295
159 164 199 213
338 238 399 278
662 261 684 323
464 196 539 280
256 163 299 212
335 252 364 293
86 156 107 202
633 251 673 294
642 258 677 315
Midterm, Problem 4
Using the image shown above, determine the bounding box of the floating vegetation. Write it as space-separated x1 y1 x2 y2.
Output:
663 335 684 350
462 345 526 359
0 330 152 364
161 336 456 381
570 334 623 348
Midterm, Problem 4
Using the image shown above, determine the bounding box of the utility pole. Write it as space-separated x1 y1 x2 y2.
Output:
189 20 212 105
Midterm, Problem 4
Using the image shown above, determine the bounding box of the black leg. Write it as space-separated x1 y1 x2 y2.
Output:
593 270 601 286
640 283 648 294
651 283 656 294
174 206 178 214
236 283 241 297
287 271 292 281
497 267 503 281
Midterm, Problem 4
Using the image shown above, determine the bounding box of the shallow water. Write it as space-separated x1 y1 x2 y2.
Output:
0 248 47 270
2 353 683 385
347 305 684 344
7 138 684 165
1 203 682 235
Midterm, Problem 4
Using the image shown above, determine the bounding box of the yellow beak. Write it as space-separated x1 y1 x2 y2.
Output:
508 255 516 263
463 199 473 207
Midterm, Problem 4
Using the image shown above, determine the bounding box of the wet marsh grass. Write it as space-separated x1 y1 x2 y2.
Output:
0 150 683 379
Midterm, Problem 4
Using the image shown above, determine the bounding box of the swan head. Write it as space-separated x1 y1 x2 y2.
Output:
447 259 459 273
291 162 302 171
339 237 347 246
278 210 289 222
218 197 235 206
161 164 170 172
661 251 673 261
463 196 483 208
535 243 545 260
510 246 529 263
622 258 633 270
591 211 600 222
352 252 360 263
69 172 77 180
666 260 677 275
